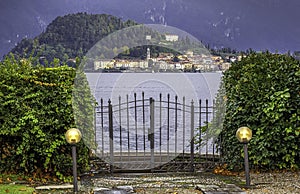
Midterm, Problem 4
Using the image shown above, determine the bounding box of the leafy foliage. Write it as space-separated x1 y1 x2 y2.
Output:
219 52 300 170
0 55 90 180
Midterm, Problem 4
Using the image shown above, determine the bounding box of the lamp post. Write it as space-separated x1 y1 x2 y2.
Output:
65 128 82 193
236 126 252 187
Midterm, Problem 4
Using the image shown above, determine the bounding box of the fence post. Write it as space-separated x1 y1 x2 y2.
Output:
149 98 155 169
190 100 195 172
108 99 114 173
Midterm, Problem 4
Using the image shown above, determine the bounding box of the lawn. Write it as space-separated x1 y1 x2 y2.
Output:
0 184 35 194
0 174 35 194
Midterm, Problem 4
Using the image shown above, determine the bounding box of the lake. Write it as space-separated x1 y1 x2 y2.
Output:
85 72 222 104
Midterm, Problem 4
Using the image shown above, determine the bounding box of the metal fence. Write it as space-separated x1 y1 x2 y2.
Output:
93 92 222 173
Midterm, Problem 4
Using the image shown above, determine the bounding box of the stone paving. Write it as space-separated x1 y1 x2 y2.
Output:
79 172 247 194
35 171 300 193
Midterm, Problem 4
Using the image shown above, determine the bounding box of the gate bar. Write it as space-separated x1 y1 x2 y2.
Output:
167 94 170 161
190 100 195 172
119 96 122 166
175 95 178 157
150 98 155 169
108 99 114 173
159 93 162 164
182 97 186 160
101 98 104 157
205 99 209 164
142 92 146 160
134 93 138 156
126 95 130 162
199 99 202 158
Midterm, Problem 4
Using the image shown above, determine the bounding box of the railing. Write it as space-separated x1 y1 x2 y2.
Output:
93 92 221 173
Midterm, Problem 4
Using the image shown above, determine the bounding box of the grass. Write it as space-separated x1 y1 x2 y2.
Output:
0 174 35 194
0 184 35 194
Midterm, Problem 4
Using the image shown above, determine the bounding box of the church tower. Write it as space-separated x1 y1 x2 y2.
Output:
147 47 151 61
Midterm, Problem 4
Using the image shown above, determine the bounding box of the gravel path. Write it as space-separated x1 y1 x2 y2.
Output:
238 171 300 194
79 171 300 193
87 172 244 193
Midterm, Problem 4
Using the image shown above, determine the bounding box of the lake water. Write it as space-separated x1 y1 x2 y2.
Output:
86 72 222 104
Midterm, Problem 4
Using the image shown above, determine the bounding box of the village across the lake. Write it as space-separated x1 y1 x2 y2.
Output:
93 34 243 73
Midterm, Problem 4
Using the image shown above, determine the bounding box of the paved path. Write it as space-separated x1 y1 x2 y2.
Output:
80 172 247 194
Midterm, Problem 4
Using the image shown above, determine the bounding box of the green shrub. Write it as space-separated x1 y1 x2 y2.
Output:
0 56 90 180
219 52 300 170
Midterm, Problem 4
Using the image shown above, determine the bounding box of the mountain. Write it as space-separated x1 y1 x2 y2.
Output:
10 13 137 63
9 13 203 68
1 0 300 58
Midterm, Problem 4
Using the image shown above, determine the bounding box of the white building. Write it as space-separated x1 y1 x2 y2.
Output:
94 60 114 70
165 34 179 42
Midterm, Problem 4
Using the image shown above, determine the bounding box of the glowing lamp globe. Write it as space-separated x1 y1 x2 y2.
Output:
236 127 252 143
65 128 82 144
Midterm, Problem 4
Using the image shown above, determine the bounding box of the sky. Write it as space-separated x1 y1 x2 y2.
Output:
1 0 300 58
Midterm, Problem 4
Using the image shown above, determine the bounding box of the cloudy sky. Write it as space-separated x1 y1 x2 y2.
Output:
1 0 299 58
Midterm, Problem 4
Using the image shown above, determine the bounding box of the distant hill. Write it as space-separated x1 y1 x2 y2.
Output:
9 13 137 64
8 12 204 67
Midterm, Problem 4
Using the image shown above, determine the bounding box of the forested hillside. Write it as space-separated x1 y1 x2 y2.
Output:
10 13 137 64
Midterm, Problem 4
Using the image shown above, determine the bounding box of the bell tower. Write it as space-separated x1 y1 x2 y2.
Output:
147 47 151 61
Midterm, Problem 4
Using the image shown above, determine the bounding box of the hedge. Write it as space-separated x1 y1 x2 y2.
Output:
219 52 300 170
0 56 90 181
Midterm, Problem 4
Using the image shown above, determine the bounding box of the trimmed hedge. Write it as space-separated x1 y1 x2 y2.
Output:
0 56 90 180
219 52 300 170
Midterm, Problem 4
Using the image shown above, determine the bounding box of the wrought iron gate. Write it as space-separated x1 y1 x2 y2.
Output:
94 92 221 173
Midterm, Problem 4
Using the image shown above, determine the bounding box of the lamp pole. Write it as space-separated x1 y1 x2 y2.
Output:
236 126 252 187
65 128 82 193
243 142 250 187
72 144 78 192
